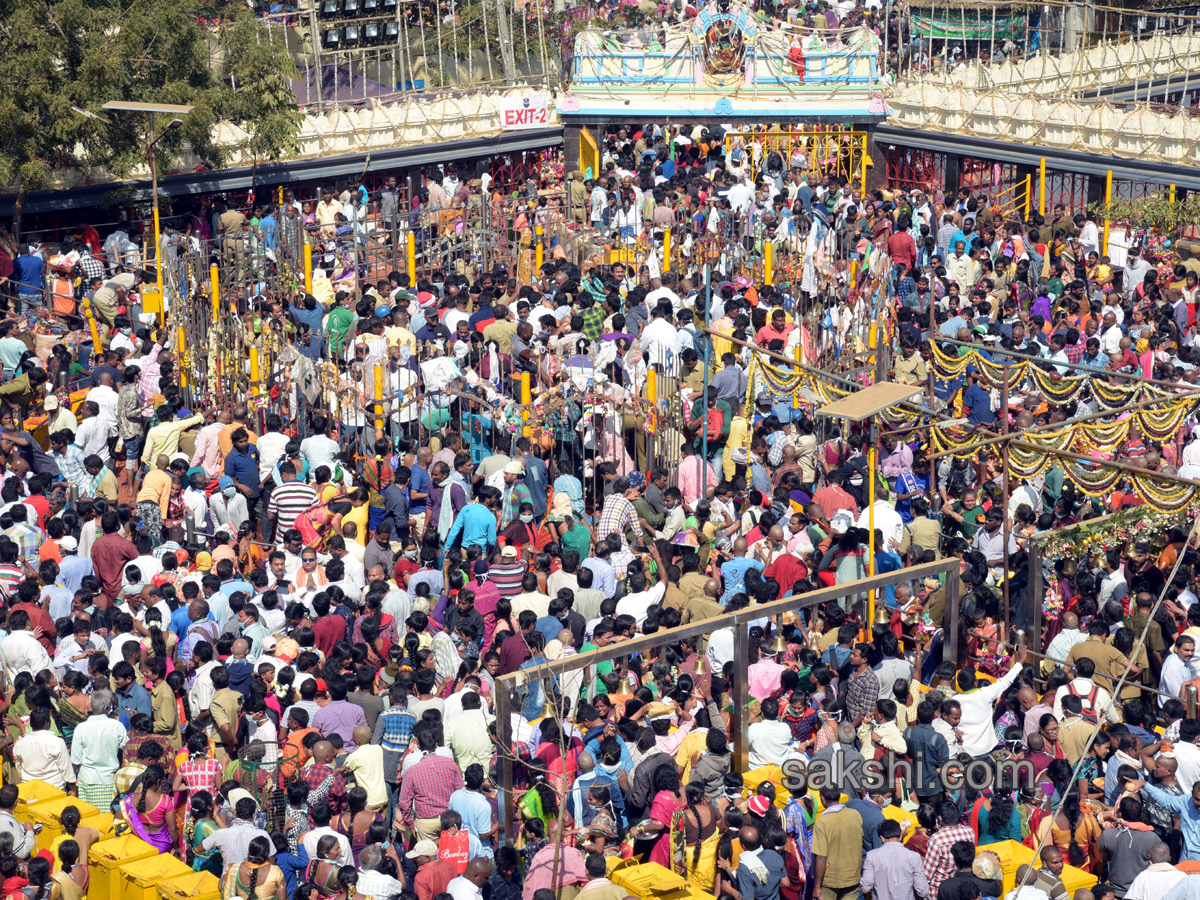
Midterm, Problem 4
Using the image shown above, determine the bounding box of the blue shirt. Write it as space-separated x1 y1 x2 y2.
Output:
734 848 787 900
288 303 325 359
580 558 616 599
535 614 565 647
260 215 277 250
171 604 193 641
1144 784 1200 861
444 502 497 550
115 683 152 721
12 255 44 296
448 789 494 854
720 558 765 604
963 383 997 426
521 454 550 518
224 445 261 498
57 555 93 594
519 654 559 720
275 847 309 900
409 464 431 514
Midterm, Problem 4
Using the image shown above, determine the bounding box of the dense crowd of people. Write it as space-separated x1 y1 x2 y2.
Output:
0 118 1197 900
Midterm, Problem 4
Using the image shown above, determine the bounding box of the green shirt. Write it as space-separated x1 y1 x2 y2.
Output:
950 501 985 538
579 643 614 697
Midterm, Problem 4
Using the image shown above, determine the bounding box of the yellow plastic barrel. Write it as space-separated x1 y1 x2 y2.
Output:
609 862 687 900
978 841 1036 895
78 812 117 842
117 855 193 900
14 781 67 823
26 797 99 853
742 766 789 809
1060 864 1099 896
90 835 158 900
157 872 221 900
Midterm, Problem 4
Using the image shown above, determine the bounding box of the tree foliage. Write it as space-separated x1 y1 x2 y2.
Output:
0 0 300 233
1087 194 1200 236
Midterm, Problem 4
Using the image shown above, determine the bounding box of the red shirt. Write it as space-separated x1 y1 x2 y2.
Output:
763 554 809 599
887 232 917 269
312 614 347 657
11 603 55 651
414 859 459 900
90 532 138 607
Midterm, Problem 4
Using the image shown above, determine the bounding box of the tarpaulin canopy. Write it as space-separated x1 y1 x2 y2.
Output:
290 65 396 106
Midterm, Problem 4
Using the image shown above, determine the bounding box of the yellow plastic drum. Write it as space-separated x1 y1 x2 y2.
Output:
25 797 99 854
156 872 221 900
14 781 67 823
89 835 158 900
117 854 193 900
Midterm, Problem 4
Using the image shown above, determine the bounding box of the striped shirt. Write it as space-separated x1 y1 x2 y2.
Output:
268 482 318 531
488 561 528 599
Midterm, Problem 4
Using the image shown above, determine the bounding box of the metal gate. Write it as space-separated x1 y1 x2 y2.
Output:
885 146 947 196
725 127 868 196
1043 170 1089 213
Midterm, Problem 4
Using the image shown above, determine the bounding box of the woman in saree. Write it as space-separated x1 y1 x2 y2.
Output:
579 786 622 858
221 835 286 900
294 497 356 549
49 840 87 900
120 764 177 853
332 787 382 865
632 766 688 868
186 792 222 874
54 671 91 748
304 836 344 900
679 783 722 891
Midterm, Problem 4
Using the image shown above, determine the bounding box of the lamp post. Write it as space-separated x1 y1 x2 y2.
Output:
74 101 194 326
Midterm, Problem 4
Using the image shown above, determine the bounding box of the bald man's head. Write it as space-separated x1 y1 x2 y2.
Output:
739 826 761 851
1061 611 1079 630
353 725 372 747
312 740 334 763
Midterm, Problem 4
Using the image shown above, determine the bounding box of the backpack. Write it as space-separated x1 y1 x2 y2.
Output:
1067 682 1100 724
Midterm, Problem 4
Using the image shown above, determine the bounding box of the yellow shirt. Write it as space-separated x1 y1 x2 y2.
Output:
345 503 369 546
135 468 174 516
880 802 918 839
385 325 417 355
675 729 710 785
723 416 749 481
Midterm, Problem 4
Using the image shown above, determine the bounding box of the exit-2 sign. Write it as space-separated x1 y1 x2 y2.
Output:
498 95 550 130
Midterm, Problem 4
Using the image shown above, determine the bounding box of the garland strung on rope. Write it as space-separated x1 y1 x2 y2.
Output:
748 356 927 426
929 341 1180 410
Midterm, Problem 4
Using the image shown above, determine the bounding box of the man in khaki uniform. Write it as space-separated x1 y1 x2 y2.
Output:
1066 620 1134 696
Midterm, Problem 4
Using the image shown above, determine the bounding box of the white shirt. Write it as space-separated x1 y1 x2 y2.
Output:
301 826 353 867
747 720 792 768
108 632 142 666
706 626 735 672
1078 221 1100 258
189 659 220 718
1172 739 1200 792
951 662 1023 756
857 501 904 551
640 318 684 376
76 416 111 463
12 730 75 788
614 582 667 628
0 630 53 682
447 876 484 900
257 432 290 483
1160 652 1192 708
1101 324 1124 356
1125 864 1186 900
1052 677 1119 724
84 384 119 431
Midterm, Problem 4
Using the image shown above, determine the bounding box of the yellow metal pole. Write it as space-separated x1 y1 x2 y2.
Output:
210 264 220 324
1171 184 1178 229
1102 170 1113 254
374 363 384 439
764 242 774 285
81 297 103 356
663 228 671 272
249 347 261 396
535 224 544 274
520 373 532 438
407 232 417 284
1038 157 1046 217
646 369 657 405
152 202 164 327
850 259 859 288
1023 174 1032 221
303 242 313 295
177 325 187 389
867 440 876 627
859 133 867 197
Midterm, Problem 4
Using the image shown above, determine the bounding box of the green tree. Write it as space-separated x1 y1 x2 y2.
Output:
214 12 303 171
0 0 299 238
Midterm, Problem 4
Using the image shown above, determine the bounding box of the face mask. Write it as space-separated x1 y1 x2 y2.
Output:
519 514 534 524
223 487 236 498
405 549 419 560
